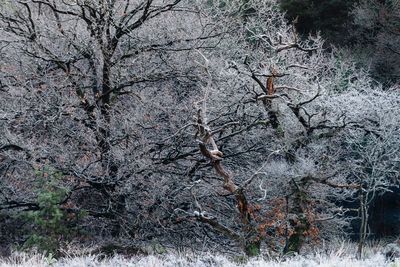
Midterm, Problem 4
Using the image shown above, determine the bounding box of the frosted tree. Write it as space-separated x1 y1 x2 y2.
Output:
0 0 222 239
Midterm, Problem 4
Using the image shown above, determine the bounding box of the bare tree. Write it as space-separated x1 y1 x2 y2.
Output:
168 0 388 255
339 90 400 258
0 0 222 238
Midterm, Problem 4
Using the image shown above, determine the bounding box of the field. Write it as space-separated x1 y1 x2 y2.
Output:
1 242 399 267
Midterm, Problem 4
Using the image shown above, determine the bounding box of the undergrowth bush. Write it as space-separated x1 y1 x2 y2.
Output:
22 168 72 255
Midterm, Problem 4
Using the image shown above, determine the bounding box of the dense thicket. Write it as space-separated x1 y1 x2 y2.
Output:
279 0 400 85
351 0 400 85
0 0 399 259
279 0 359 44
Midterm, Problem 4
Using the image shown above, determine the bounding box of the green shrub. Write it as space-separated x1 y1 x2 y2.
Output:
22 167 71 255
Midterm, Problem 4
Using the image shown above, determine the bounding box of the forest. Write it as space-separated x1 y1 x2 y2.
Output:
0 0 399 265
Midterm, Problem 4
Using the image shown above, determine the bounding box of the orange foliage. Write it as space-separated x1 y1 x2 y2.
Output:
252 197 321 245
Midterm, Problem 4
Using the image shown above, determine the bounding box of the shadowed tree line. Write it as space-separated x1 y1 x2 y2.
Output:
279 0 400 85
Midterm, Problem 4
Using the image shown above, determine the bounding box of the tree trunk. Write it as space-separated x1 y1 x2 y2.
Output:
357 189 368 259
283 180 310 255
283 214 309 254
197 111 261 257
